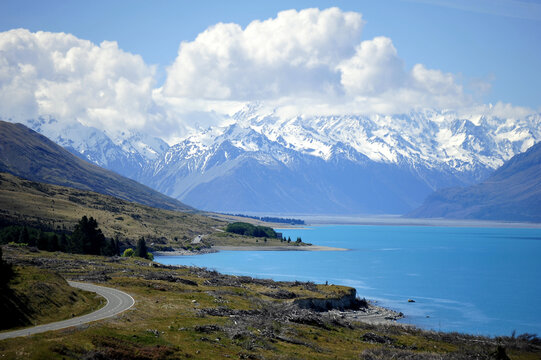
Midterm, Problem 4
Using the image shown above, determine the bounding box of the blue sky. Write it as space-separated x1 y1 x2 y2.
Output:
1 0 539 109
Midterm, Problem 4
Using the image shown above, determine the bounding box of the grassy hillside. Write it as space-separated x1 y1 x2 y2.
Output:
0 120 191 212
0 264 103 330
1 246 539 359
0 172 301 250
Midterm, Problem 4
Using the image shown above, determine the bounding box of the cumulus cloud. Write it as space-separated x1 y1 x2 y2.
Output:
337 36 406 95
163 7 363 100
161 7 470 114
0 28 156 133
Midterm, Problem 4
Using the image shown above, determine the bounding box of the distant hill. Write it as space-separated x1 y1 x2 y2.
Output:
408 142 541 222
0 121 191 212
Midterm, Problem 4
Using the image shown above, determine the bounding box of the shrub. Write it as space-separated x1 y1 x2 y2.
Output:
122 248 135 257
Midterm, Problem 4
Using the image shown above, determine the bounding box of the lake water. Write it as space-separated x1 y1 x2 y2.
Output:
155 225 541 336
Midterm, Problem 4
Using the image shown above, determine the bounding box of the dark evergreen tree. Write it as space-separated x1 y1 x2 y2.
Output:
18 227 30 245
113 236 121 256
135 237 148 259
36 230 48 250
71 216 105 255
101 238 115 256
58 233 68 252
48 234 59 252
0 246 13 287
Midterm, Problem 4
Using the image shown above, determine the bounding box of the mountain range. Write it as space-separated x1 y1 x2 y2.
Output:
0 120 191 212
7 104 541 215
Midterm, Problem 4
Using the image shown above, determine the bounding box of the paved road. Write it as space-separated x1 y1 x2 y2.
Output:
0 281 134 340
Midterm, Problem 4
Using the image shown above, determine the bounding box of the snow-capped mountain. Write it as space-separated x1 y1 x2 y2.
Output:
8 105 541 215
140 105 541 214
21 117 169 179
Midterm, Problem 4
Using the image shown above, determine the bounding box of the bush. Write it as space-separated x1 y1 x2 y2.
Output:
122 248 134 257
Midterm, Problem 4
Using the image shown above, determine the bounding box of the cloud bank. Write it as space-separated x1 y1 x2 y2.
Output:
0 8 533 140
0 28 156 134
161 7 467 113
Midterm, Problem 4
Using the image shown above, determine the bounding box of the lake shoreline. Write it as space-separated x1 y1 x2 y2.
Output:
154 244 348 256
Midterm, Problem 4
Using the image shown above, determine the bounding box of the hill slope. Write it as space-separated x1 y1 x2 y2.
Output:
0 121 191 212
0 265 101 330
0 172 222 247
409 142 541 222
0 172 297 249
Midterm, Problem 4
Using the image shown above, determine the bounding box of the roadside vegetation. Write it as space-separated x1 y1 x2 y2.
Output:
1 246 540 359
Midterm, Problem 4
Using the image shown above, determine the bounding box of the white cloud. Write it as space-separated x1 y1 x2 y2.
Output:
161 7 470 115
0 8 534 142
0 29 156 133
337 36 406 95
162 7 363 100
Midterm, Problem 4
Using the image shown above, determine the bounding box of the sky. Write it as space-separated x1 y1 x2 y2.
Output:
0 0 540 140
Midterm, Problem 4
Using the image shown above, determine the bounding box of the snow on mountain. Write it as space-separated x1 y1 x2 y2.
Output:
19 117 169 179
233 104 541 176
6 105 541 215
140 105 541 213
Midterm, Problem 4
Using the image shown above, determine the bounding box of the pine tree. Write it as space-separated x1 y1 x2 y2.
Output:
18 226 30 245
48 234 59 252
135 237 148 259
37 230 48 250
0 246 13 287
113 235 121 256
58 233 68 252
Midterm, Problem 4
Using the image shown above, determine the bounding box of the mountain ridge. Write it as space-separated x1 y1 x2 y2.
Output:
408 141 541 222
0 120 191 212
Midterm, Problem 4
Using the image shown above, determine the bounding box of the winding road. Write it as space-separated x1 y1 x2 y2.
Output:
0 281 134 340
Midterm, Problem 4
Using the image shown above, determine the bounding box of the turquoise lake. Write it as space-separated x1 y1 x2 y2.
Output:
155 225 541 336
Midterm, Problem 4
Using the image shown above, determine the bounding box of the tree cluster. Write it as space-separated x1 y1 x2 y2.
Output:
227 214 305 225
0 217 121 256
225 222 277 238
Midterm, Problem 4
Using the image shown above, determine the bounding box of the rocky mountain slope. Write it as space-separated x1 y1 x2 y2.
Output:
409 141 541 222
0 121 191 212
